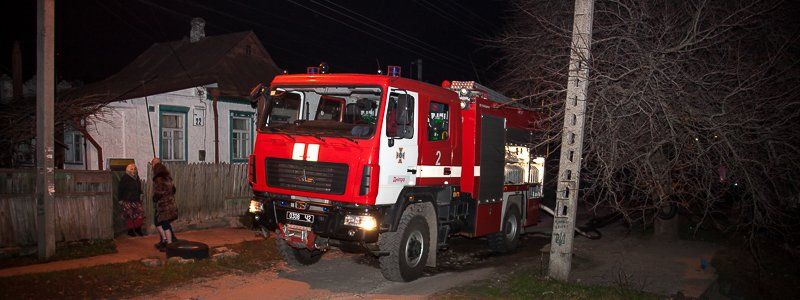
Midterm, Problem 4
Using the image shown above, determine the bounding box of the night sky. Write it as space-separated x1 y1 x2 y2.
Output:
1 0 510 88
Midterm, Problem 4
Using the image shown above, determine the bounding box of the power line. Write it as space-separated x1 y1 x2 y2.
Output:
414 0 486 36
315 0 466 65
174 0 362 71
286 0 472 75
442 0 495 28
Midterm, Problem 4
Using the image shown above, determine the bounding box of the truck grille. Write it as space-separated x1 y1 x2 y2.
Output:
266 158 349 194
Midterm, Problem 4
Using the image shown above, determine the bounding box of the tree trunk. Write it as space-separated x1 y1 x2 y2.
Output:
654 216 680 241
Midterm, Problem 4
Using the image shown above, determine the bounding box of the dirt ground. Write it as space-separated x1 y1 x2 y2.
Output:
0 228 261 278
133 216 720 299
568 223 720 297
132 235 544 300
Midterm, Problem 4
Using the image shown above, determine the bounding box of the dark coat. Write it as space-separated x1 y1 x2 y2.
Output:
118 174 142 203
118 174 144 221
153 163 178 223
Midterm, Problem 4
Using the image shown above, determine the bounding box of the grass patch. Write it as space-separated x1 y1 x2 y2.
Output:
441 267 660 300
0 238 279 299
0 239 117 269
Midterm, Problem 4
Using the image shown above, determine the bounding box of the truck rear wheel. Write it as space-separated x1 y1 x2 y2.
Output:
276 236 323 267
378 211 430 282
487 206 521 253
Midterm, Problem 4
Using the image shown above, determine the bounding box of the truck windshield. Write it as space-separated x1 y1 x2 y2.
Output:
258 86 383 139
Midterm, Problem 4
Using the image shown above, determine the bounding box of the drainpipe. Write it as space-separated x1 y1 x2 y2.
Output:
210 88 220 163
74 118 103 170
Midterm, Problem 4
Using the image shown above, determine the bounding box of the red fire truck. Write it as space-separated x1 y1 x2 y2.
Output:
247 67 545 281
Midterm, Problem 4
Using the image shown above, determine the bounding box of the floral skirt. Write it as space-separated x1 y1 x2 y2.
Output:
120 201 144 221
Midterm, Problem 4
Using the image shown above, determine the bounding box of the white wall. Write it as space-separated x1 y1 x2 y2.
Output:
67 86 256 174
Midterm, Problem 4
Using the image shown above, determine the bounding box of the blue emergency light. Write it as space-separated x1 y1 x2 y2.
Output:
387 66 401 77
307 66 320 74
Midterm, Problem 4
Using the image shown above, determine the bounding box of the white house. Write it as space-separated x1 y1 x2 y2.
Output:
61 22 280 173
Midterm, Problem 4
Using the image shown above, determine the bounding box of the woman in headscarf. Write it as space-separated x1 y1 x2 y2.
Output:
118 163 144 236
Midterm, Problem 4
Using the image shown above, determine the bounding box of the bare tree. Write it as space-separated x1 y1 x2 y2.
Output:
496 0 800 244
0 92 112 167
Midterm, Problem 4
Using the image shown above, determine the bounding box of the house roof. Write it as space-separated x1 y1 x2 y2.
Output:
62 31 281 102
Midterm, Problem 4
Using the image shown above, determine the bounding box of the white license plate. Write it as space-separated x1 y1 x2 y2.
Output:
286 211 314 223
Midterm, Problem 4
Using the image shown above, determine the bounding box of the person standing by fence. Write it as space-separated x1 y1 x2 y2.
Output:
151 158 178 251
118 163 144 237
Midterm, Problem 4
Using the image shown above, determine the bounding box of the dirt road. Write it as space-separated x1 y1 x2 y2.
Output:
133 234 551 300
131 217 720 299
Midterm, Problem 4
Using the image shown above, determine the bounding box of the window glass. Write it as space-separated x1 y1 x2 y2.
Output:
231 115 252 160
266 92 301 124
64 131 84 164
161 112 185 161
257 86 383 139
316 96 344 121
428 102 449 141
385 96 398 137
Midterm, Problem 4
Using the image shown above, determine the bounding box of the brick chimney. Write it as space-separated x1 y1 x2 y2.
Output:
190 18 206 43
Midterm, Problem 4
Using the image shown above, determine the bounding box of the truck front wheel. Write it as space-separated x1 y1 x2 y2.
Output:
276 236 323 267
378 211 430 282
487 205 521 253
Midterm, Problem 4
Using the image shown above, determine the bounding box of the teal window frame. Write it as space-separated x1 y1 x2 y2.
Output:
159 105 189 162
230 110 255 163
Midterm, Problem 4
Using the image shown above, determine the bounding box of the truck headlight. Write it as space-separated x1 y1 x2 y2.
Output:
249 199 263 213
343 215 377 231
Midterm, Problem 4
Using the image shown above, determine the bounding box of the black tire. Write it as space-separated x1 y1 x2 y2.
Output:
378 211 430 282
487 206 521 253
276 236 323 267
166 240 209 260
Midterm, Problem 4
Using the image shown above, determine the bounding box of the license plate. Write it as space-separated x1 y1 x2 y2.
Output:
286 211 314 223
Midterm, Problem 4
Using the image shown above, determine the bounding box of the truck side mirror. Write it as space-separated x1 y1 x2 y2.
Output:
249 83 268 109
395 94 414 139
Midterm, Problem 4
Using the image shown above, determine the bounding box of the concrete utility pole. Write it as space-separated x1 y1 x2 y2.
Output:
548 0 595 280
36 0 56 259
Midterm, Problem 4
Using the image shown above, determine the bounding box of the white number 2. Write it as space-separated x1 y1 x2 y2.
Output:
435 150 442 166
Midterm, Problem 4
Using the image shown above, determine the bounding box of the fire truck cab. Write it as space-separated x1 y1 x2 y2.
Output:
248 70 545 282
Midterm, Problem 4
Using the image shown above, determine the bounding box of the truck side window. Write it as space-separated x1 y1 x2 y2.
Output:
428 101 449 141
385 96 398 137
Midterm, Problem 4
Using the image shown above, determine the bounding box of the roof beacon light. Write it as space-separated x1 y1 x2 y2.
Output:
307 66 320 74
387 66 401 77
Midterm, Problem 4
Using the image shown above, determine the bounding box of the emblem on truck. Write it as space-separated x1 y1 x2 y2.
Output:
297 169 315 183
396 147 405 163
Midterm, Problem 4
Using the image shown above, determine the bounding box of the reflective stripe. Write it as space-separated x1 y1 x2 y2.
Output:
415 165 482 178
306 144 320 161
416 165 460 178
292 143 305 160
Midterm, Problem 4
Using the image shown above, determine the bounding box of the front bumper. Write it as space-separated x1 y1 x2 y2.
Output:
250 195 384 245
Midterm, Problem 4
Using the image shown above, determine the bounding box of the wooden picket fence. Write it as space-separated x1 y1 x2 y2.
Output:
140 163 251 231
0 169 114 247
0 164 251 247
